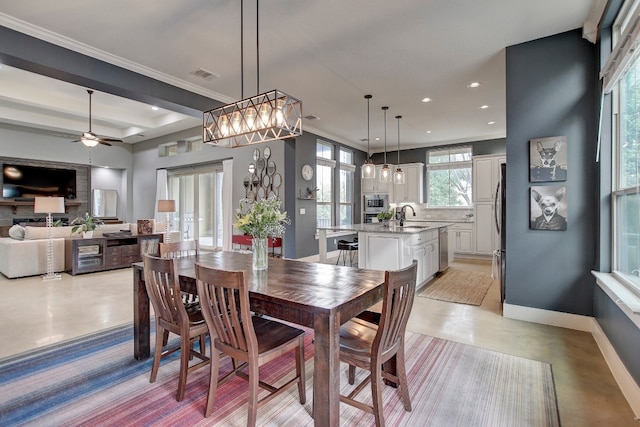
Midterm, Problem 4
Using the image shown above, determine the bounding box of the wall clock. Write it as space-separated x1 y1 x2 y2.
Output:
301 164 314 181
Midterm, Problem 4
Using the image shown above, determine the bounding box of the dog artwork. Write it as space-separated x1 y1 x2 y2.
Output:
530 186 567 231
530 136 567 182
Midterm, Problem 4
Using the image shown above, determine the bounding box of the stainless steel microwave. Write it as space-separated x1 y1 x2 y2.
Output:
363 194 389 213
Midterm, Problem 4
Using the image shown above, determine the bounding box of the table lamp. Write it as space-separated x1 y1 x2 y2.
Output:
157 199 176 243
34 196 65 281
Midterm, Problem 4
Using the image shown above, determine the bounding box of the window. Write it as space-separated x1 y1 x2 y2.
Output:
339 148 355 225
426 147 472 207
613 43 640 293
316 141 335 228
609 0 640 294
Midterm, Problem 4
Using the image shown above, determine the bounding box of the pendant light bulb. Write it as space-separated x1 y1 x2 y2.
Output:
380 106 391 183
394 115 405 185
361 95 376 179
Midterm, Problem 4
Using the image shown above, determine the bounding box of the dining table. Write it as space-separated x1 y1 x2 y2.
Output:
132 250 386 427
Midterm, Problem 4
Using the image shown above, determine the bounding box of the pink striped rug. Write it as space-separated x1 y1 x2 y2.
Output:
0 325 559 426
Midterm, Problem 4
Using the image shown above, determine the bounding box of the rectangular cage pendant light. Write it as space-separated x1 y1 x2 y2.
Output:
203 89 302 148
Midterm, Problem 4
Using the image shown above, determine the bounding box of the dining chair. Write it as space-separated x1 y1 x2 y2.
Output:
195 263 306 426
159 239 200 259
143 254 209 402
339 260 418 427
160 239 200 311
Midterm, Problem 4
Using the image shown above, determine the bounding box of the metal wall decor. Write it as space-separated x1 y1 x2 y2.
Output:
244 147 281 200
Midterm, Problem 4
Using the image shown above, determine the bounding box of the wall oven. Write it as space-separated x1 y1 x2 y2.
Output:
363 194 389 214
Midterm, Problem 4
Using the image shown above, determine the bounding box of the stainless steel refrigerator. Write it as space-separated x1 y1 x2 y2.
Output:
494 163 506 303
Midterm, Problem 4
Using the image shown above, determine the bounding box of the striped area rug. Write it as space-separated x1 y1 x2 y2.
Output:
0 324 559 426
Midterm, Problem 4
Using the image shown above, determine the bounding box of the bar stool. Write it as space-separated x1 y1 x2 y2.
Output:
336 239 358 266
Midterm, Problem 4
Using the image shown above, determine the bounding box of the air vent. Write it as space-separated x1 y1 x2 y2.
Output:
190 68 220 81
304 115 320 120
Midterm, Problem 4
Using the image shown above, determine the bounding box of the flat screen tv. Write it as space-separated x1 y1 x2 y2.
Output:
2 164 77 200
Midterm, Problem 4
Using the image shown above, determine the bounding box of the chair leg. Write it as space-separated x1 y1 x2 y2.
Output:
395 347 412 411
247 359 260 427
371 366 385 427
296 336 306 404
348 364 356 385
205 349 221 417
176 333 190 402
150 325 164 383
199 334 207 355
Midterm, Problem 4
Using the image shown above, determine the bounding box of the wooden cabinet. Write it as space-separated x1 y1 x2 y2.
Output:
362 165 393 194
66 233 163 275
472 155 505 255
391 163 424 204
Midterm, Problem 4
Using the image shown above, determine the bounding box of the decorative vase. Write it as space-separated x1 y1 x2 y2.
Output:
252 237 268 270
83 230 94 238
381 219 390 227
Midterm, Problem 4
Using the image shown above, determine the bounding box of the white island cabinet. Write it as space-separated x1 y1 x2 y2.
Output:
318 223 449 287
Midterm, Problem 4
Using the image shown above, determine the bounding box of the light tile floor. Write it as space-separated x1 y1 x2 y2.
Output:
0 259 636 426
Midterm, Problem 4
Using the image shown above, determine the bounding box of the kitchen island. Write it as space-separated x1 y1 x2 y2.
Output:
318 222 452 286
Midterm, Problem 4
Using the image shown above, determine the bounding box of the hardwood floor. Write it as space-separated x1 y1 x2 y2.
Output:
0 258 636 426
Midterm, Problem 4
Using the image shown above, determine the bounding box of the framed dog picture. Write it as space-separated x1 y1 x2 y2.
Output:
529 136 567 182
530 185 567 231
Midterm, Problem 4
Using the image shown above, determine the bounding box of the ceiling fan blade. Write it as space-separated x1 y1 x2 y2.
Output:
98 137 123 143
98 140 113 147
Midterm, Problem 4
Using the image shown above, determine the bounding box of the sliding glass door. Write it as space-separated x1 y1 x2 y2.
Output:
168 165 223 250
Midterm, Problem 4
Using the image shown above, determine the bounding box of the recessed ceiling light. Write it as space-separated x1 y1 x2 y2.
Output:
468 82 481 88
425 130 432 134
487 121 496 125
479 105 490 109
375 137 381 141
151 106 159 111
421 97 432 103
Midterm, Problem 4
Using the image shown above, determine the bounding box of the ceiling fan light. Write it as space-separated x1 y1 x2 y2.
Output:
81 138 99 148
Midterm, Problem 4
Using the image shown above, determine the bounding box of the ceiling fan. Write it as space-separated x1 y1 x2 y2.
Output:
73 90 122 147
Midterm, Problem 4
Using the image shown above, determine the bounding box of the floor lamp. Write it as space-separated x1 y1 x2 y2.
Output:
157 200 176 243
34 197 65 281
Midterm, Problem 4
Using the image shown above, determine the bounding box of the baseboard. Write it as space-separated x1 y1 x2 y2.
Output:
502 303 593 332
591 318 640 419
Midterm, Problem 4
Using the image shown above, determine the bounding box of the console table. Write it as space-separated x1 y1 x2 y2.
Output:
65 233 163 275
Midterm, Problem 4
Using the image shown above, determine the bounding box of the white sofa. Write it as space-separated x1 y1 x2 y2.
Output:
0 223 135 279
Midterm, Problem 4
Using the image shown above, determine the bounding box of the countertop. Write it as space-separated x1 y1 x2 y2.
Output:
318 222 452 234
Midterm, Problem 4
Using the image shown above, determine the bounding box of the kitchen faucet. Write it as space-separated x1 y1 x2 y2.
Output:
398 204 416 226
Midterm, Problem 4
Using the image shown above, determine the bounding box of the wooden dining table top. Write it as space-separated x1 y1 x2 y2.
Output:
167 250 385 325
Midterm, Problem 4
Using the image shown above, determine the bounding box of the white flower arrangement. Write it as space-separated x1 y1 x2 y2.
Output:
234 196 290 238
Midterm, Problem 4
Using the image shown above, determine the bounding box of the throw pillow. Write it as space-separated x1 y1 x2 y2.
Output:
8 224 25 240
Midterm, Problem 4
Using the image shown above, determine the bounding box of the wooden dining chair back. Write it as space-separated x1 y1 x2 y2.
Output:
160 240 200 259
339 260 418 427
195 263 306 426
143 254 209 402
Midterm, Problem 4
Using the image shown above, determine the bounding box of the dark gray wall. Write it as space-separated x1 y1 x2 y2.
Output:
505 29 598 315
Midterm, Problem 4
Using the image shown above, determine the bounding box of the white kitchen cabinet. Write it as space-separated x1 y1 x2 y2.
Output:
473 155 505 203
472 155 505 255
474 204 495 254
360 233 404 271
362 165 394 194
411 244 428 284
425 238 439 279
450 223 473 255
390 163 424 204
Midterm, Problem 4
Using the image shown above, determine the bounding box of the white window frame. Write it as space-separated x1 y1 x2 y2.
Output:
607 0 640 297
339 148 356 225
316 140 336 228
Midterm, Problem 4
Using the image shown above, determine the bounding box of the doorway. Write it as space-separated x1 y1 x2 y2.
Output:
168 165 223 250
